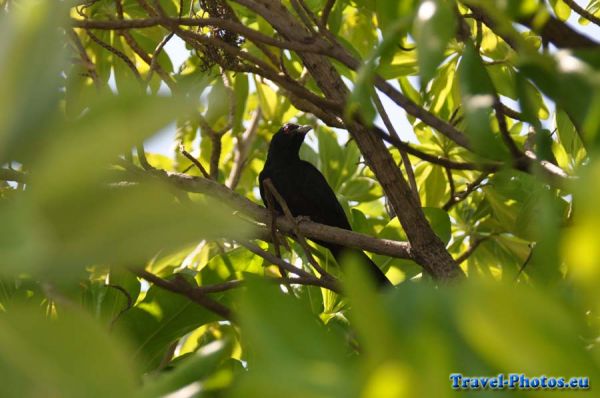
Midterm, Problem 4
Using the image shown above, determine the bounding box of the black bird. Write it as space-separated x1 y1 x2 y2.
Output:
259 123 392 288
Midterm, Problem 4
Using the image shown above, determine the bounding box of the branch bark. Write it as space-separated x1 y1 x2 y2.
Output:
162 171 413 260
131 268 234 320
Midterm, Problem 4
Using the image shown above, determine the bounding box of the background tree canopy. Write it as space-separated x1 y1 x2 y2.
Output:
1 0 600 396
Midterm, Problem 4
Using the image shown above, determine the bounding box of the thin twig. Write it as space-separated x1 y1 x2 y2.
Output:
562 0 600 27
443 172 489 211
68 29 101 90
493 98 522 158
86 30 142 83
455 236 489 264
515 243 535 281
290 0 318 33
371 126 495 171
131 268 234 320
445 166 456 206
137 144 155 170
321 0 336 27
239 240 342 293
226 107 262 189
372 92 420 204
238 240 313 279
120 29 176 90
106 283 133 328
179 145 211 179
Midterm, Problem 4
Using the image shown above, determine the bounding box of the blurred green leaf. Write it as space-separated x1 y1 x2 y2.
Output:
549 0 571 20
139 339 233 398
347 14 413 124
519 52 600 143
413 0 456 84
458 43 510 160
0 305 137 397
234 278 357 398
0 0 68 162
115 273 223 372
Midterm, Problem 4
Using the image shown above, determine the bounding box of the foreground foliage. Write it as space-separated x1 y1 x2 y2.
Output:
1 0 600 396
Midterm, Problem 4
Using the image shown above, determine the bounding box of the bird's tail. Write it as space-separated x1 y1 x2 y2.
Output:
331 247 393 289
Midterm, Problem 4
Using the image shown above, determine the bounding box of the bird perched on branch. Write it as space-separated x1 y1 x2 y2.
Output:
259 123 392 288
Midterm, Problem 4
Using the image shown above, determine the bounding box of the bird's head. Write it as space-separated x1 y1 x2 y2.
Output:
267 123 312 159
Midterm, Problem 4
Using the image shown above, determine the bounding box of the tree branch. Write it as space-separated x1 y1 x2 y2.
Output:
465 2 599 50
455 236 489 264
178 145 211 179
562 0 600 27
443 172 489 211
238 241 341 293
226 107 262 189
263 178 336 281
160 171 413 260
131 268 234 321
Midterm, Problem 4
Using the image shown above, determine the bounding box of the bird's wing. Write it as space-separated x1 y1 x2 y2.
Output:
259 160 352 230
297 161 352 229
258 169 267 207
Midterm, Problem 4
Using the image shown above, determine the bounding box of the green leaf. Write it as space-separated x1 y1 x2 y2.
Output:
205 77 231 128
347 15 413 124
233 73 249 134
138 339 233 398
254 78 278 121
398 76 421 104
102 267 141 321
234 279 357 398
375 0 417 32
422 165 447 207
422 207 451 245
515 72 548 128
340 177 380 202
0 305 137 397
487 64 517 100
317 127 345 188
0 0 68 163
456 282 597 377
32 92 187 194
458 43 509 160
201 246 264 284
114 274 222 372
519 52 600 142
129 30 174 75
549 0 572 21
413 0 456 84
343 255 400 367
428 55 458 114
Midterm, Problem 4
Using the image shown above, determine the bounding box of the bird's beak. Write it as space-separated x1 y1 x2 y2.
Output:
296 125 312 135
